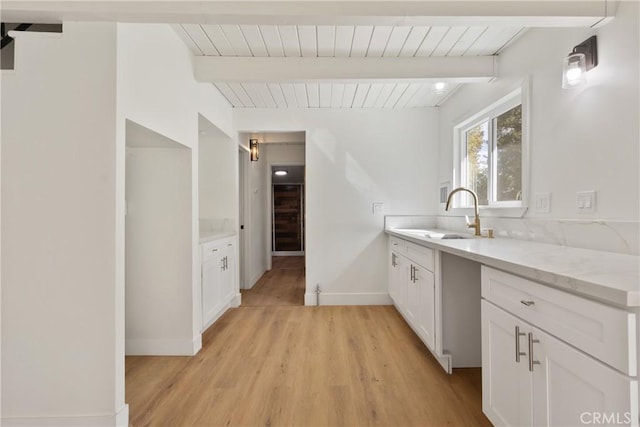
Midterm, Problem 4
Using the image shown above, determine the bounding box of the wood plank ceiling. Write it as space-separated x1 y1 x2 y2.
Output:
176 24 524 108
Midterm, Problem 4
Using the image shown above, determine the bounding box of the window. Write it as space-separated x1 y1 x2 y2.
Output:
453 87 527 211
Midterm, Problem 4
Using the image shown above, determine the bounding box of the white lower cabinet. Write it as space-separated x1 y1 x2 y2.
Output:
482 266 639 427
201 236 236 330
388 237 435 351
202 247 224 328
482 301 532 426
220 239 236 304
532 323 638 427
415 263 435 350
389 250 403 307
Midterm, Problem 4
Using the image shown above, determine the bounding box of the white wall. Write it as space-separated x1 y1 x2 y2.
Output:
235 108 438 304
265 143 306 165
125 134 194 355
1 23 125 424
116 23 235 357
0 20 234 425
438 2 639 223
199 116 238 233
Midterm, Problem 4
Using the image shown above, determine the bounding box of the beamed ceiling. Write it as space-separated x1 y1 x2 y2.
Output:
1 1 615 108
176 23 522 108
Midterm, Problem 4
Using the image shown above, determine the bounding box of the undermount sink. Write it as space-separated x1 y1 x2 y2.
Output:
393 229 473 240
425 233 471 240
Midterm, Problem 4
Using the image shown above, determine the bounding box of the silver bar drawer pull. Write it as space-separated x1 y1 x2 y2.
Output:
515 326 526 363
520 300 535 307
528 333 540 372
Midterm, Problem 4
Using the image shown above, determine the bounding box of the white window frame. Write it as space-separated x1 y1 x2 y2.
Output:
451 80 530 217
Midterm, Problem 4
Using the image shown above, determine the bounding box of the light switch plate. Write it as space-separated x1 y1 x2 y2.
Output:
577 190 596 213
372 202 384 215
534 192 551 213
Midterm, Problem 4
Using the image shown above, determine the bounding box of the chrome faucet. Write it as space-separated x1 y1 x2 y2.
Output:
445 187 482 237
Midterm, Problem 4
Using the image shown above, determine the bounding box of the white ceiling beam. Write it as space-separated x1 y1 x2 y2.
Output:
1 1 614 27
193 56 497 83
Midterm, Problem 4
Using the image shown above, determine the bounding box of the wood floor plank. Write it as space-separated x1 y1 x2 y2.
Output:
240 256 305 306
126 305 491 426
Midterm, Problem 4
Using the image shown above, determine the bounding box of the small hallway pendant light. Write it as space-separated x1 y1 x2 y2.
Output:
250 138 259 161
562 35 598 89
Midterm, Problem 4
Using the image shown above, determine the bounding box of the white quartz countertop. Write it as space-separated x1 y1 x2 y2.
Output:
199 231 236 244
385 228 640 308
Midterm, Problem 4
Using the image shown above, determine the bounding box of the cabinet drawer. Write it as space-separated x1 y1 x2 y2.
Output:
202 243 222 260
406 241 434 272
481 266 637 376
389 236 406 254
202 236 234 259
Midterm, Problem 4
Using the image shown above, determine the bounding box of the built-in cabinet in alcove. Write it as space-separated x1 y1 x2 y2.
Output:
198 115 240 329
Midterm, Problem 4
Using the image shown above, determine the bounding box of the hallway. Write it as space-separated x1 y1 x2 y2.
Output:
240 256 305 306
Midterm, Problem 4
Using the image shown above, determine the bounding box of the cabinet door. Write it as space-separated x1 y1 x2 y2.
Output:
221 243 236 303
415 265 435 350
389 251 400 304
482 301 533 427
405 263 420 328
531 325 639 427
395 254 409 315
202 252 224 328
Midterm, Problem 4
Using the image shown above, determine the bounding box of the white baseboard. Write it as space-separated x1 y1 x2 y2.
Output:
125 336 200 356
246 268 266 290
437 352 453 374
304 292 392 306
3 404 129 427
192 334 202 355
116 404 129 427
232 293 242 307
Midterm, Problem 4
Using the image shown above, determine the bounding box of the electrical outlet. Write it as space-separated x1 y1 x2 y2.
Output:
534 192 551 213
577 190 596 213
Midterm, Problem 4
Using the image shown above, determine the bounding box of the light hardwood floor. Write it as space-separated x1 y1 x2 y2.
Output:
240 256 305 306
127 256 489 426
126 304 490 426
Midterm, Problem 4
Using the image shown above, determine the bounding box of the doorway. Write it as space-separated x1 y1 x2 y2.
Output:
272 165 305 256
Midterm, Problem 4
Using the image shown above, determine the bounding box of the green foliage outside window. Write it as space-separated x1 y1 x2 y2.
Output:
464 104 521 205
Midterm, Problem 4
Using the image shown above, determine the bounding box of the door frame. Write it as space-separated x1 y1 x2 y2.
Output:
238 148 251 289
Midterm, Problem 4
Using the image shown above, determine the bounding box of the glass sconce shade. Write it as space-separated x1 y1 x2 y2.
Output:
562 52 587 88
250 139 259 161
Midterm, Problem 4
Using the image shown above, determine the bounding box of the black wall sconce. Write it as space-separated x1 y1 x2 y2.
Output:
562 35 598 89
250 138 259 161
